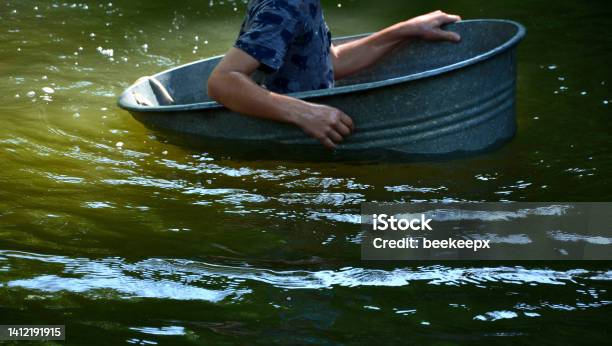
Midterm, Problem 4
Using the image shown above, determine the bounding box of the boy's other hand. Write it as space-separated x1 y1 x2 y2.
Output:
399 10 462 42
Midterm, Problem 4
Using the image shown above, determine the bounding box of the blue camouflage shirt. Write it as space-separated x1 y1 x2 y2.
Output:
234 0 334 94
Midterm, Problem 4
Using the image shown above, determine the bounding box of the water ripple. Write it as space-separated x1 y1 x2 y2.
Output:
2 251 611 302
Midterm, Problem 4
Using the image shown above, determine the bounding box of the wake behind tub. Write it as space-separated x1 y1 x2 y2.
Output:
118 19 526 156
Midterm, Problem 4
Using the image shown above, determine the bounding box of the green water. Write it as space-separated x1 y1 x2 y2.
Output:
1 0 611 344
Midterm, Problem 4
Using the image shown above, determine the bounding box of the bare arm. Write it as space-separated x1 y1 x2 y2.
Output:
332 11 462 80
207 48 354 149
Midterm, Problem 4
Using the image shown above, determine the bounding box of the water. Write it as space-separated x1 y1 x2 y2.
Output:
1 0 611 344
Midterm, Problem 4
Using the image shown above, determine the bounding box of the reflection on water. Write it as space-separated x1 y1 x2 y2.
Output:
1 0 612 344
3 250 611 304
548 230 612 245
129 326 186 336
397 205 571 222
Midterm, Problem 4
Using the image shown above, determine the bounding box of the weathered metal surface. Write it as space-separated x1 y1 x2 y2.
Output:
118 19 526 156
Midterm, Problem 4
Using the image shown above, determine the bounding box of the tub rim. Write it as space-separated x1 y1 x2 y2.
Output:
118 19 526 113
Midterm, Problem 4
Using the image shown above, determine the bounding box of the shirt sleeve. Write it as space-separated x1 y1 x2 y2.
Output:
234 1 301 72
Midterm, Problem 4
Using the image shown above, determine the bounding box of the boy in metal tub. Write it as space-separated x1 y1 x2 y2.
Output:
207 1 462 149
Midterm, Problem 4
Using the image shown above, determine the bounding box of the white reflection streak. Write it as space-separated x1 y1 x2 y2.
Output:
129 326 186 336
3 252 245 302
397 205 572 222
2 251 611 302
547 230 612 245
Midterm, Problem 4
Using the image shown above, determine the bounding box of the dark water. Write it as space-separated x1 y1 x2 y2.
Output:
1 0 611 344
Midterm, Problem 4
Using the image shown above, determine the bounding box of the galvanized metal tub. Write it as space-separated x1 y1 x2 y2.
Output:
118 19 526 156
